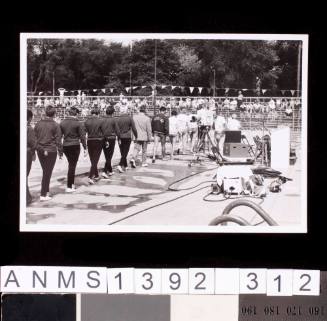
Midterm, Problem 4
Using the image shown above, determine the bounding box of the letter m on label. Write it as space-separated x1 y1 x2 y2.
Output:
58 271 76 289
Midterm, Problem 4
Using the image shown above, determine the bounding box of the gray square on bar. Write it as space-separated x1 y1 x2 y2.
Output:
81 294 170 321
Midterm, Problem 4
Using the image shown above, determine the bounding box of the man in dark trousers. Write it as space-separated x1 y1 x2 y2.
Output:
84 108 103 184
34 105 63 201
27 109 37 205
151 106 169 163
100 105 120 178
115 104 137 172
60 106 87 193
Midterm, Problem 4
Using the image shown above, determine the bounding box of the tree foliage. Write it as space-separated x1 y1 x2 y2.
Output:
27 38 301 94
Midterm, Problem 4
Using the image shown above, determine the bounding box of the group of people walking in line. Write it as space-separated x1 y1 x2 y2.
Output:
26 103 241 205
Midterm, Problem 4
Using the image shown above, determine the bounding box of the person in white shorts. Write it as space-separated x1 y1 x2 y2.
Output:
176 107 189 154
187 110 198 152
168 110 179 159
213 112 226 156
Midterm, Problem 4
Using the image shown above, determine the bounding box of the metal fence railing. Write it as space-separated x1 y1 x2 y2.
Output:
26 95 303 147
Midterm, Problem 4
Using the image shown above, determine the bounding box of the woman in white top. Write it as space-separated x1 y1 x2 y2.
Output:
168 110 179 159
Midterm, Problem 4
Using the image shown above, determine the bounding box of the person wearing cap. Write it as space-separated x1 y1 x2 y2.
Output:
60 106 87 193
151 106 169 163
100 106 120 178
34 105 63 201
115 105 137 172
130 106 152 167
84 108 104 184
27 109 37 205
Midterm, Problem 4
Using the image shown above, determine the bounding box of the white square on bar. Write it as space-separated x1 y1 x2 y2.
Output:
215 268 240 294
134 269 162 294
293 270 320 296
189 268 215 294
239 269 267 294
161 269 189 294
107 268 134 294
267 269 293 296
0 266 107 293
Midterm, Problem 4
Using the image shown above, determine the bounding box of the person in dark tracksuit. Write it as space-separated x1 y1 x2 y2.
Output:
60 107 87 193
84 108 103 184
115 105 137 173
100 106 120 178
27 109 37 205
34 106 63 201
151 106 169 163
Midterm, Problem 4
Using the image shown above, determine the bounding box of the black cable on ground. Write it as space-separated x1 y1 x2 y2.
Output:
108 185 211 225
202 191 265 205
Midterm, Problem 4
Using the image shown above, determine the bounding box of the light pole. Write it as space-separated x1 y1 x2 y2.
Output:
52 71 55 97
213 69 216 97
153 39 158 115
129 70 132 96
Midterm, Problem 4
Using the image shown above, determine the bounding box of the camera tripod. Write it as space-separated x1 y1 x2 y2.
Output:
189 126 224 166
253 115 271 166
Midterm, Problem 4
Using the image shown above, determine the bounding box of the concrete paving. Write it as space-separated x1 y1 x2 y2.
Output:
26 140 303 228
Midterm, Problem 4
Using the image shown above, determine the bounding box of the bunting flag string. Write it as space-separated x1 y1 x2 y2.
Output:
39 85 300 96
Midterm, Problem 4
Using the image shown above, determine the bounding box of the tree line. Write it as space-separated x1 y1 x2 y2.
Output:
27 38 301 95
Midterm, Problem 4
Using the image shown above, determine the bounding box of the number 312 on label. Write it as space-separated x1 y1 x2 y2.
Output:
108 269 320 296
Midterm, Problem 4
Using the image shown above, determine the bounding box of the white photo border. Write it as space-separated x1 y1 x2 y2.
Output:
20 33 308 233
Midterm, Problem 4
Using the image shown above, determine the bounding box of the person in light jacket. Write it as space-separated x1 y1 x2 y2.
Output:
130 106 152 168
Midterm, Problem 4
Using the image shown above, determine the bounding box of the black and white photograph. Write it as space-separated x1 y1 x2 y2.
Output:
20 33 308 232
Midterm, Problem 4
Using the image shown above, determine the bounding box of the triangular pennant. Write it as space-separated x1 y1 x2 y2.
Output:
171 86 177 90
125 87 130 92
225 88 230 94
93 89 97 92
101 88 106 93
161 85 166 89
189 87 194 93
110 88 114 93
281 90 286 95
141 86 147 89
262 89 267 94
38 92 43 95
133 86 138 90
290 90 295 96
198 87 203 94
